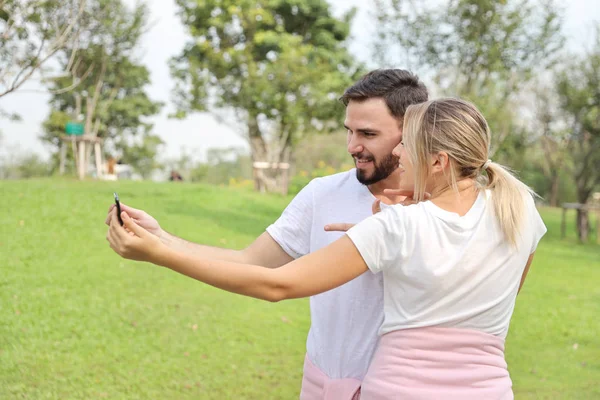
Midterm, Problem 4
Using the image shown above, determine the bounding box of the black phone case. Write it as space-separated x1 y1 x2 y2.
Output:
114 193 124 226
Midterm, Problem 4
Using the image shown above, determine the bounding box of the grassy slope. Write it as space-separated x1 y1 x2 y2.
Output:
1 179 598 399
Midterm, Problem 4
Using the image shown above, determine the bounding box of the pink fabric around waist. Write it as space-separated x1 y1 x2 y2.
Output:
361 327 513 400
300 354 361 400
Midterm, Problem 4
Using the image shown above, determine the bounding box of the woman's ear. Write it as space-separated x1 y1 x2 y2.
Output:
431 151 450 174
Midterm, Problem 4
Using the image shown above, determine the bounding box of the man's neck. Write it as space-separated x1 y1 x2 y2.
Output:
366 169 404 204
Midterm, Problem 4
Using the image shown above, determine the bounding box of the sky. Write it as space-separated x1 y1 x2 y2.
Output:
0 0 598 163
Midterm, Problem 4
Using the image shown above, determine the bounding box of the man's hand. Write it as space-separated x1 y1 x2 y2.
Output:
323 190 431 232
106 209 166 263
105 203 163 238
382 189 431 206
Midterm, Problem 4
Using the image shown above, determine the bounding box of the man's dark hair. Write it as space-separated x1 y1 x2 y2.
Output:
340 69 428 119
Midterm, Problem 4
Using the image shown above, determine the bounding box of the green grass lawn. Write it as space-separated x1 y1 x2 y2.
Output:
1 179 599 399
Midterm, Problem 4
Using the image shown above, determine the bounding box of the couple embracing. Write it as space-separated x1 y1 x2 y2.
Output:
106 69 546 399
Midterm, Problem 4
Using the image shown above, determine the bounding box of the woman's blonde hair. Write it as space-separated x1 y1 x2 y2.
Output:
403 98 535 245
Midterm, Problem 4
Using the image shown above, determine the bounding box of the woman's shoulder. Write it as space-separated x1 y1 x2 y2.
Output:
377 201 432 230
382 201 430 216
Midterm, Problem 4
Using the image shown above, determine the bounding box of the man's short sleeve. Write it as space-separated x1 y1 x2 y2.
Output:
266 180 316 259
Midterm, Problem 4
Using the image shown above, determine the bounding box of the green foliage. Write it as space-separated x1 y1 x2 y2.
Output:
163 150 196 181
370 0 583 206
119 132 165 179
164 146 253 185
0 109 21 122
522 165 578 204
0 0 84 99
373 0 564 155
40 0 163 176
292 132 350 171
288 133 354 194
556 25 600 204
375 0 564 80
203 147 253 185
0 150 52 179
288 161 341 195
171 0 362 174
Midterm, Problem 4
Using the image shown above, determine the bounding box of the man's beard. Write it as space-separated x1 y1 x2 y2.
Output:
354 152 399 185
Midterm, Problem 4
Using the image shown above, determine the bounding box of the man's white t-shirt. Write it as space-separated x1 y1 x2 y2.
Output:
346 190 547 339
266 169 383 380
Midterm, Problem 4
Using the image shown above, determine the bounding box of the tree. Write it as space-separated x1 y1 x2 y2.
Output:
161 146 252 184
204 146 253 185
41 0 162 179
556 26 600 242
163 149 196 182
119 132 165 180
0 137 52 179
292 132 352 172
529 81 571 207
171 0 361 192
0 0 85 99
373 0 564 156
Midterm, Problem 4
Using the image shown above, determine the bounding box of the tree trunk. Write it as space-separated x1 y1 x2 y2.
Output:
549 173 560 207
249 142 290 194
247 116 294 194
275 143 292 195
253 167 278 193
77 140 86 180
80 59 108 180
576 209 590 243
575 178 593 241
248 115 271 193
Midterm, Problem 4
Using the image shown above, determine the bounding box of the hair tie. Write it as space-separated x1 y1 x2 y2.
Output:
482 159 492 170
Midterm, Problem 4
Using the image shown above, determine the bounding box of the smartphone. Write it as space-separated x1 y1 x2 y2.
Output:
113 192 124 226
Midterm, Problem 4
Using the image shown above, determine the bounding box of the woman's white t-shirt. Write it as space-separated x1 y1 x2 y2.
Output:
346 190 547 339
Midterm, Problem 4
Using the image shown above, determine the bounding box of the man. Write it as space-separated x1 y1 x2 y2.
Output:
106 69 428 399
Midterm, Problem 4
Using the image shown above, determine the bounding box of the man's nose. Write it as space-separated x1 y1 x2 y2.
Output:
347 134 364 154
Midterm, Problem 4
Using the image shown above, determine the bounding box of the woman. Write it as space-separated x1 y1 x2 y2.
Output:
107 98 546 399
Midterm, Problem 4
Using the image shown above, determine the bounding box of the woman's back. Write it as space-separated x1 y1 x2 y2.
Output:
348 190 546 339
347 190 546 399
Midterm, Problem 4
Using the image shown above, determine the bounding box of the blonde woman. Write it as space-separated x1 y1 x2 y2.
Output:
107 98 546 399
